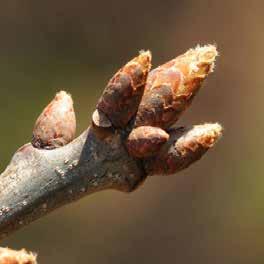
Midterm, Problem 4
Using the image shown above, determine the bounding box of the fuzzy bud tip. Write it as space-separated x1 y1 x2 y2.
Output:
184 44 218 76
144 123 223 175
0 247 37 264
176 123 223 155
136 50 152 74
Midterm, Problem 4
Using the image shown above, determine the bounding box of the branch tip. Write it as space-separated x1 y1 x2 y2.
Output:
0 45 223 239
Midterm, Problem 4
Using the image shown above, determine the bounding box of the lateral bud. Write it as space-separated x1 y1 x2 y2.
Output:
126 126 169 158
32 91 76 149
135 45 218 129
97 51 152 128
144 123 223 175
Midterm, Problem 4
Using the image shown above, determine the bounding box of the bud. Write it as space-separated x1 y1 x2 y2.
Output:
135 45 218 129
0 247 37 264
126 126 169 158
32 91 76 149
97 51 152 128
144 123 223 175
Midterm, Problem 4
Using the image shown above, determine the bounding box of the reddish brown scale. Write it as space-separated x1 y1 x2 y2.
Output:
96 51 152 128
144 123 222 175
135 69 185 129
92 109 112 128
126 126 169 158
32 91 76 149
135 45 218 129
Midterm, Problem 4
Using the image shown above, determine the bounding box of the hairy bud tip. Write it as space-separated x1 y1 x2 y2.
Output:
145 123 223 175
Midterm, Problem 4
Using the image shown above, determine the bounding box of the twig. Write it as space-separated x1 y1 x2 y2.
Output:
0 45 223 239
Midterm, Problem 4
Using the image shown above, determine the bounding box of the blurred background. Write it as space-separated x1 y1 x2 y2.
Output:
0 0 263 263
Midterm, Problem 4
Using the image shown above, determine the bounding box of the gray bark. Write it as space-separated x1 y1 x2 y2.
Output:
0 127 145 239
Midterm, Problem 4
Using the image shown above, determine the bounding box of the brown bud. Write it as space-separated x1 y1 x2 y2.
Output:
135 45 218 129
144 123 223 175
97 51 152 128
32 91 76 149
0 247 37 264
126 126 169 158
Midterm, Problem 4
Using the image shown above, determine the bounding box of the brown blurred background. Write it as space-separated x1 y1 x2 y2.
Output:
0 0 263 263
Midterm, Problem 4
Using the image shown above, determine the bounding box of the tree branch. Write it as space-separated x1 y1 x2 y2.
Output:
0 45 223 239
0 127 145 239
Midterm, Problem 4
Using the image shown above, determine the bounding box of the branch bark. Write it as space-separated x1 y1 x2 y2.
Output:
0 127 145 239
0 45 222 240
